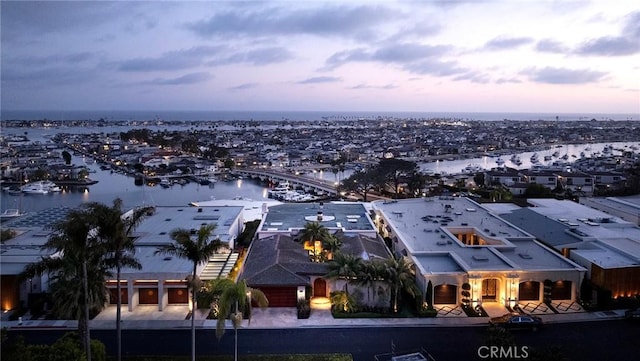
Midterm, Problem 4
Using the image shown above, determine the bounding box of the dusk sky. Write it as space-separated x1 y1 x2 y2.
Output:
1 1 639 114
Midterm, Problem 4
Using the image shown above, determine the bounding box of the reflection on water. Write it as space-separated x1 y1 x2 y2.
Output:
2 140 638 214
1 157 271 214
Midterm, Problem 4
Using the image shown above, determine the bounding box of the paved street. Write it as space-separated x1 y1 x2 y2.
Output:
4 306 638 360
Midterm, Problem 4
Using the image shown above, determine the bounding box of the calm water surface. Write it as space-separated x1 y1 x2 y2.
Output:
2 125 638 214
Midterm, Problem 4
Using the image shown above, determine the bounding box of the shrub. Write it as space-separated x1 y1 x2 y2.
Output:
330 291 357 313
297 300 311 319
417 304 438 318
1 332 106 361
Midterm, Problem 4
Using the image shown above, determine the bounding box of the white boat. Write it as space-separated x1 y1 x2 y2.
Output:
22 181 49 194
268 181 291 198
510 155 522 166
41 181 61 192
272 181 290 192
462 164 483 174
159 177 172 188
0 208 24 221
530 153 539 163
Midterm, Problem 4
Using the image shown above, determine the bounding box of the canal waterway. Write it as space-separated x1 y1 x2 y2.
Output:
1 125 638 215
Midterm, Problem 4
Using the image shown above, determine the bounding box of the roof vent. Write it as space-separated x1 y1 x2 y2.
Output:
198 208 203 213
472 255 488 261
519 253 533 259
163 257 172 261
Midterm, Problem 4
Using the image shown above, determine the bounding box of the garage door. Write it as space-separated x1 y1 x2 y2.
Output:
139 288 158 304
168 288 189 304
519 281 540 301
551 281 572 300
434 284 457 304
109 288 128 304
262 287 297 307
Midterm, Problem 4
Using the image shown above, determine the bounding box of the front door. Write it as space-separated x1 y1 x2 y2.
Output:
482 279 498 301
313 278 327 297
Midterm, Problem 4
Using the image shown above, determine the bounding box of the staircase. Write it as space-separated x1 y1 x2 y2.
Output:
200 253 239 280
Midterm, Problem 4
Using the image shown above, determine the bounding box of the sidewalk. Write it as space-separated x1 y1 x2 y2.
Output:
1 307 628 331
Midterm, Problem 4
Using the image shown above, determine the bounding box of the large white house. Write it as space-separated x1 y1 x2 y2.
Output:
1 205 245 313
372 197 586 311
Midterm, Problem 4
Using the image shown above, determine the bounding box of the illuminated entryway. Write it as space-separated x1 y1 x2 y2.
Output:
482 279 498 302
313 278 327 297
311 278 330 309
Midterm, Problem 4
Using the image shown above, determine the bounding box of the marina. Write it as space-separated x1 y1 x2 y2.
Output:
2 139 637 216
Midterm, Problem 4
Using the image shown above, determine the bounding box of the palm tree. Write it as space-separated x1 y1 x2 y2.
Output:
215 279 268 361
321 234 342 260
299 221 331 242
384 254 418 313
88 199 153 361
155 224 222 361
325 252 363 296
357 259 385 304
299 222 331 262
20 207 110 361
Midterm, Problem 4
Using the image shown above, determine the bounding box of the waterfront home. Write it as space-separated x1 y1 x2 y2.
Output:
0 205 245 313
373 197 586 311
240 202 390 307
483 167 522 187
498 199 640 300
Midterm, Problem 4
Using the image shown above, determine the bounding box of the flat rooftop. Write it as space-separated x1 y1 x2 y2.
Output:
501 199 640 268
413 254 465 274
0 207 74 275
572 247 639 269
2 207 73 229
374 197 582 273
133 205 244 244
261 202 374 232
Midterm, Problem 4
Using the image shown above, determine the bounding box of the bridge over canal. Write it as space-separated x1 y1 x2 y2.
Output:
231 168 339 196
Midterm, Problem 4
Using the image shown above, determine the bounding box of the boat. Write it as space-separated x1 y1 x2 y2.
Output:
0 209 24 221
530 153 539 163
462 164 483 174
159 177 172 188
268 181 291 198
510 155 522 166
21 181 49 194
41 180 61 192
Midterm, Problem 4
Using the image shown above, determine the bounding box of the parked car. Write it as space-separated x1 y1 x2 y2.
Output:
625 308 640 321
489 313 543 331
